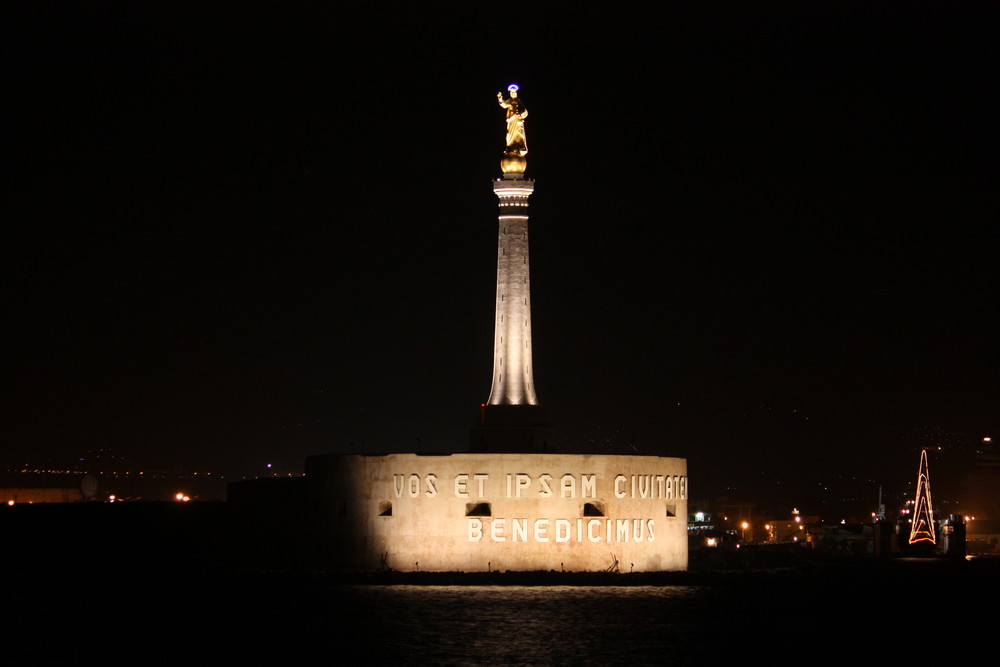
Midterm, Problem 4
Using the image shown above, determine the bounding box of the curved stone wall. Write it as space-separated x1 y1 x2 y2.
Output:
306 453 688 572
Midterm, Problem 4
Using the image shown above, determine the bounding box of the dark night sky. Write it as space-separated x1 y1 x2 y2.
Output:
4 5 997 510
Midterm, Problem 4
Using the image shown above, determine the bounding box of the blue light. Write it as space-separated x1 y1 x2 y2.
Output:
507 84 519 92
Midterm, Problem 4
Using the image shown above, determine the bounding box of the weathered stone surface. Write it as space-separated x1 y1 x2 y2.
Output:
306 453 688 572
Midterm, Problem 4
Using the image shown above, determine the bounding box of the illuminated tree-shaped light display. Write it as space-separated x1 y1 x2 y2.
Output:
908 449 936 545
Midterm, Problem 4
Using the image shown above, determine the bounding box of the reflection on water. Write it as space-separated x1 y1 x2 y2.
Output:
15 560 996 664
305 561 999 665
334 585 712 665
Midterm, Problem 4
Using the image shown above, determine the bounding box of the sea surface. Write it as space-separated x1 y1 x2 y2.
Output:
12 558 997 664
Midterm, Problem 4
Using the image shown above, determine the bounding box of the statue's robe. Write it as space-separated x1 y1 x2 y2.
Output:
500 99 528 156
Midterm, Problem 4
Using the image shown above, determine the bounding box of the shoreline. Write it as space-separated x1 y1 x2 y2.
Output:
217 553 1000 587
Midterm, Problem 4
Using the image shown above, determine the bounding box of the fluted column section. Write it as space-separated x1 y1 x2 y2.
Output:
488 176 537 406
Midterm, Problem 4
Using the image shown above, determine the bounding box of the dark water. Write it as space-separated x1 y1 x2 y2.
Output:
13 559 998 664
341 585 704 665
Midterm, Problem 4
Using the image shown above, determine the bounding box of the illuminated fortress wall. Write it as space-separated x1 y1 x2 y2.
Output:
307 453 688 572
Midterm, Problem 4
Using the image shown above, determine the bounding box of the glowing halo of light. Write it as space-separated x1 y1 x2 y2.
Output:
507 84 519 92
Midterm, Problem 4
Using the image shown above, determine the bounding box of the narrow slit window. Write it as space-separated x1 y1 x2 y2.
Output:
466 502 492 517
665 504 676 518
378 501 392 517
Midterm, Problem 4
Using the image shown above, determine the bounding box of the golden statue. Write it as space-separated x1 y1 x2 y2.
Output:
498 84 528 173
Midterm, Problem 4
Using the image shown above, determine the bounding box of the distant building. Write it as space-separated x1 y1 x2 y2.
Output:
964 519 999 555
965 439 1000 520
1 471 97 504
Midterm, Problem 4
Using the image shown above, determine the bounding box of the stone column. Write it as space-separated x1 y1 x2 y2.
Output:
489 175 537 406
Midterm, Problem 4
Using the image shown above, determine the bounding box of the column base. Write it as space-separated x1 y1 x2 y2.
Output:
469 404 554 453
